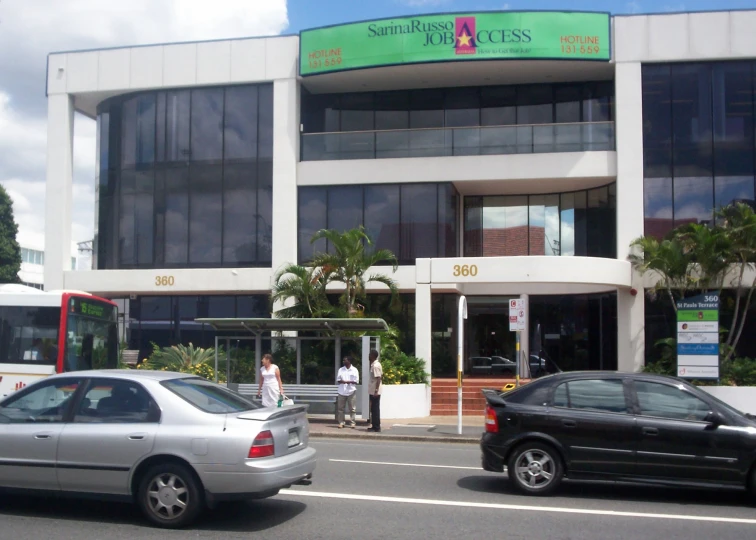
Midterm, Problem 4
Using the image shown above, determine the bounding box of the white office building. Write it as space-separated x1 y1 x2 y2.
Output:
43 10 756 411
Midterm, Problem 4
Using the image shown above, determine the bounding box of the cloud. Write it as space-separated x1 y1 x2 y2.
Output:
625 1 643 13
0 0 289 260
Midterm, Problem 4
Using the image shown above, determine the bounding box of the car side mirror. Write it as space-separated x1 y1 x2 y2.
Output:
704 411 725 427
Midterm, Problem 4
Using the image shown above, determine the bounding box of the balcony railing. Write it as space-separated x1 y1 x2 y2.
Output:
301 121 615 162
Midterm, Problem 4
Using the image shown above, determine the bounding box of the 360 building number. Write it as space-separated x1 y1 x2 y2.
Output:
452 264 478 277
155 276 175 286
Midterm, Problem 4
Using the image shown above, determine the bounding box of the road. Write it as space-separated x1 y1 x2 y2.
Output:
1 438 755 539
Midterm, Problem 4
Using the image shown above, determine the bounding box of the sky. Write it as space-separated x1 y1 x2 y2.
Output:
0 0 754 256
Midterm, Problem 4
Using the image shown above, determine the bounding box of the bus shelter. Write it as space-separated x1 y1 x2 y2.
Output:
195 317 387 417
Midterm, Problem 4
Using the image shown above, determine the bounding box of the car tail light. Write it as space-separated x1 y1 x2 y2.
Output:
248 430 275 458
485 406 499 433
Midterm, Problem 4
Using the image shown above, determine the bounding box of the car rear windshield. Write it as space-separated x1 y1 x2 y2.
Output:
162 378 261 414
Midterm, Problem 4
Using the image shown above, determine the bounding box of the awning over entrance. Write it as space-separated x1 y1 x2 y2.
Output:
195 317 389 333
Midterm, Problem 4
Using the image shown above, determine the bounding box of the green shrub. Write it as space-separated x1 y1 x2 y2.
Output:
138 342 224 382
380 350 428 385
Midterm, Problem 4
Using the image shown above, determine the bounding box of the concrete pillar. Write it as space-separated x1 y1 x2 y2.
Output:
615 62 646 372
44 94 75 291
271 78 300 315
415 258 432 377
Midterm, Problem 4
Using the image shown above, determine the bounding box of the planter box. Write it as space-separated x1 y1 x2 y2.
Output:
700 386 756 415
380 383 431 419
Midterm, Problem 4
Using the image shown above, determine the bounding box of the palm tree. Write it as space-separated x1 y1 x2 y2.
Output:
310 227 398 316
628 235 692 311
271 264 333 318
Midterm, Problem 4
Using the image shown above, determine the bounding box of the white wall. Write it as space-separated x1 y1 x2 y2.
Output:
614 11 756 63
298 151 616 188
380 384 431 419
701 387 756 415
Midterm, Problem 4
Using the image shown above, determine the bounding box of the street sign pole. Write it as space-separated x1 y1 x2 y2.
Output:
515 331 520 387
457 295 468 436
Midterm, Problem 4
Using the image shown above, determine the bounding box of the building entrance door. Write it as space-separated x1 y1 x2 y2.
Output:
465 297 517 376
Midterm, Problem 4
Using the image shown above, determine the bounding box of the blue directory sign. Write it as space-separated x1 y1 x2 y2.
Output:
676 294 719 379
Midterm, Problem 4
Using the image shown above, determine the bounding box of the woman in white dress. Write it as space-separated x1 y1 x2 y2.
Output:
256 353 284 407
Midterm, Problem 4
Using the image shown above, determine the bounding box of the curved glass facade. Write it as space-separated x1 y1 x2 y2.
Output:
464 184 616 258
95 84 273 269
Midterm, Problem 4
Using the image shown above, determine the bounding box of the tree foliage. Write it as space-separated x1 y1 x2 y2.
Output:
0 184 21 283
272 227 399 318
630 202 756 362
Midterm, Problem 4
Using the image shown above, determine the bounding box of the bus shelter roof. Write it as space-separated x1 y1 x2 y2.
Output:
194 317 389 334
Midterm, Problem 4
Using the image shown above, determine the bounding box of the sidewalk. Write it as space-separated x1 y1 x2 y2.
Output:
307 414 484 444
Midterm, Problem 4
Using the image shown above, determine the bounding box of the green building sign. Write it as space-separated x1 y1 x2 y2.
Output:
300 11 611 76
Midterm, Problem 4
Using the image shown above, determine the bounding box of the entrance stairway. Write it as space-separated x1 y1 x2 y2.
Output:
430 377 530 416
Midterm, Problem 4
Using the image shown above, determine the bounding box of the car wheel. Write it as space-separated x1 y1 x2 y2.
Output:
507 442 563 496
137 463 203 528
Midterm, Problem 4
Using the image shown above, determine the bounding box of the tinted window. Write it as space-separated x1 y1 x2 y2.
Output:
552 379 627 414
163 377 260 413
74 379 159 423
298 187 327 261
189 164 223 264
401 184 438 260
505 382 550 406
224 85 258 162
635 381 711 421
190 88 224 162
0 306 60 365
0 379 80 423
365 185 401 256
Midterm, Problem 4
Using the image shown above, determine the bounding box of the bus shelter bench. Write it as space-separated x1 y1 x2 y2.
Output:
236 384 339 407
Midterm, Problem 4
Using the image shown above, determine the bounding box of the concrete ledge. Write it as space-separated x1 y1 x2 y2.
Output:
309 431 479 444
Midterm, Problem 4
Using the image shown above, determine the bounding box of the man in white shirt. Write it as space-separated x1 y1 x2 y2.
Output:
336 356 359 428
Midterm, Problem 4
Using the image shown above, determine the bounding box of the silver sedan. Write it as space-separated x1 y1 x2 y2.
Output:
0 369 316 528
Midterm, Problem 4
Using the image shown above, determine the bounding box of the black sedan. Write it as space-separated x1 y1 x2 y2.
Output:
480 371 756 496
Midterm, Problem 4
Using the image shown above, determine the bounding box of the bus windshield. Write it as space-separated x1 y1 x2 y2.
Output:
64 297 118 372
0 306 60 365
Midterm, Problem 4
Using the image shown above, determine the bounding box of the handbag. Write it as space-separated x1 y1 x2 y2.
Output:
278 395 294 407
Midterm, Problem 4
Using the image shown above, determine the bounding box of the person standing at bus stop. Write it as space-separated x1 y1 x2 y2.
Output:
336 356 359 428
367 349 382 432
256 354 283 408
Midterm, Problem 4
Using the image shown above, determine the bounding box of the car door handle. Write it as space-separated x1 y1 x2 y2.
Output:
561 419 577 428
34 433 52 440
642 427 659 436
128 434 146 440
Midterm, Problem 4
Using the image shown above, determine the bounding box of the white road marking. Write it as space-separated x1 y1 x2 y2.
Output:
280 489 756 526
389 424 436 428
329 458 482 470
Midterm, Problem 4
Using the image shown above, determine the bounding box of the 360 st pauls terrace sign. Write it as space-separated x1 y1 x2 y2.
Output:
300 11 611 76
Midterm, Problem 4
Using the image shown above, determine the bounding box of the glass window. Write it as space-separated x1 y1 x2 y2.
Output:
553 383 569 408
119 171 136 265
298 187 327 261
401 184 438 261
555 85 581 123
529 194 560 256
517 85 553 125
712 62 754 177
583 81 613 123
258 85 274 160
136 94 156 166
0 306 60 365
208 296 235 318
164 167 189 264
135 171 154 265
327 186 363 242
224 86 258 161
190 88 224 162
301 92 340 133
189 165 223 264
155 93 165 162
716 176 756 209
165 91 191 162
444 87 480 127
375 91 409 130
642 65 672 177
587 187 614 258
674 176 714 226
0 379 81 423
74 379 159 424
438 184 458 258
564 379 627 413
635 381 711 421
237 296 268 317
140 297 171 321
644 177 674 239
121 98 137 168
257 162 273 263
64 308 118 372
672 64 713 177
364 185 400 256
410 89 444 129
482 196 528 256
481 86 517 126
464 197 483 257
340 93 374 132
98 111 110 174
162 377 261 413
222 164 257 264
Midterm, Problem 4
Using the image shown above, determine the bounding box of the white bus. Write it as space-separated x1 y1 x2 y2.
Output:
0 285 119 398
